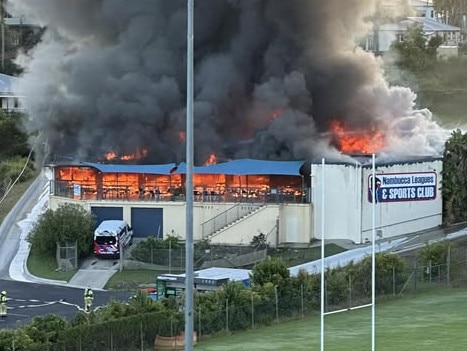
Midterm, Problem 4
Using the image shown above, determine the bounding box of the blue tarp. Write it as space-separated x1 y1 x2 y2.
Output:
83 159 304 176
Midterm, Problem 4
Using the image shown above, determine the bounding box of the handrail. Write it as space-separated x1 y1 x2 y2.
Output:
201 202 263 238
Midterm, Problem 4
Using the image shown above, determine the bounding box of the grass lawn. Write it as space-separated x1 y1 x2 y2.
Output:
0 173 39 224
26 247 77 281
196 287 467 351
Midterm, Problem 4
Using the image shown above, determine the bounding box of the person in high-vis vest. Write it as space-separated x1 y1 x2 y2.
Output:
0 291 7 317
84 287 94 313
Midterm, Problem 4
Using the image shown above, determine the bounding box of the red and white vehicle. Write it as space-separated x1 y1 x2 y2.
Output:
93 220 133 258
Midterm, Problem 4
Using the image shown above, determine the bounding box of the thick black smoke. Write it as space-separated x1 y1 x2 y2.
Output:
10 0 448 164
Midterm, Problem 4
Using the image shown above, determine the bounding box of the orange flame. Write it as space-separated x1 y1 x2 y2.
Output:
105 148 148 161
329 120 385 154
204 154 217 166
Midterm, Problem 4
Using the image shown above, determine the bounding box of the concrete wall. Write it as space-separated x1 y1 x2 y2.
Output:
209 206 280 245
49 196 312 245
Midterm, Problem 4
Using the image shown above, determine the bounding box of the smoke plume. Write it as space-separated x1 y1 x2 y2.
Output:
9 0 449 164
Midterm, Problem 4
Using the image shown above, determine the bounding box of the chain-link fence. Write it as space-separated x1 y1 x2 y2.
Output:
129 244 266 270
15 245 467 351
56 241 78 272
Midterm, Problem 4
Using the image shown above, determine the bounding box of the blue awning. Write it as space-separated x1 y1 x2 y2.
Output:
82 162 179 175
81 159 304 176
180 159 304 175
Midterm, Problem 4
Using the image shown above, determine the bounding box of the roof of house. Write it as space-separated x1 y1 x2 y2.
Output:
380 17 460 33
405 17 460 32
0 73 19 95
5 16 39 27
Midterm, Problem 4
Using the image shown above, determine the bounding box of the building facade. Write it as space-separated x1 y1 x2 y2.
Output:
48 157 443 246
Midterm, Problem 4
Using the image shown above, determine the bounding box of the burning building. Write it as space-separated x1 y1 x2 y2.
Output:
12 0 447 244
48 154 442 246
10 1 448 164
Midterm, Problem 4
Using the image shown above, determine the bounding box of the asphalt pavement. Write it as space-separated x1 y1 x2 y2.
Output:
0 171 132 328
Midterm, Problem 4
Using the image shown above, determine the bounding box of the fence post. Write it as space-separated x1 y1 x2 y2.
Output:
251 293 255 329
414 261 417 292
226 299 229 332
447 244 451 287
198 306 202 341
140 321 144 351
274 285 279 323
300 284 304 318
348 274 352 309
393 266 396 296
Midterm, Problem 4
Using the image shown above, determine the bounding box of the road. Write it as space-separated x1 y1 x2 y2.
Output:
0 279 131 328
0 173 45 279
0 172 132 328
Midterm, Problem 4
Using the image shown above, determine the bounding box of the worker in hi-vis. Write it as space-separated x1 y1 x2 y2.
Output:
0 290 7 317
84 287 94 313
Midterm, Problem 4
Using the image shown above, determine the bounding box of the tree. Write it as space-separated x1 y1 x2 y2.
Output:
28 203 95 257
434 0 467 27
442 129 467 225
250 256 290 290
391 24 441 72
0 112 30 159
23 315 68 344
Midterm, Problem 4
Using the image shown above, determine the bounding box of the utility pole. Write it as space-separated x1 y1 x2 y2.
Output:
0 0 5 71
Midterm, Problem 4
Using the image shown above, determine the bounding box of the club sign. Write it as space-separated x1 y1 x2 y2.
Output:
368 172 437 203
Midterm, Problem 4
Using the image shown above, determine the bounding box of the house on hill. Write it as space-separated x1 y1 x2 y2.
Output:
0 73 22 112
366 16 461 56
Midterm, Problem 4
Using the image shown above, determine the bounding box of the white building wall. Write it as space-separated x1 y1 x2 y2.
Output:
278 203 313 245
360 159 442 242
49 197 311 245
378 30 399 52
48 158 442 246
311 162 362 243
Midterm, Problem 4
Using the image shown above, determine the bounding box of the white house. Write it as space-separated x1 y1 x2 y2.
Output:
373 17 461 53
0 73 22 112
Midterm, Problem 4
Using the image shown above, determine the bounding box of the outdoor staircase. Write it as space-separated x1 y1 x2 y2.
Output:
201 203 266 240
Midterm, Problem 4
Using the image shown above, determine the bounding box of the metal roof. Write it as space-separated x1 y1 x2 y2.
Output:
0 73 19 95
83 162 179 175
159 267 251 282
183 159 304 176
5 16 39 27
405 17 460 32
80 157 440 176
83 159 304 176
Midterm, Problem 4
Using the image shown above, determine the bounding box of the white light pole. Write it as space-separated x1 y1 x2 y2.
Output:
371 154 376 351
185 0 195 350
320 158 325 351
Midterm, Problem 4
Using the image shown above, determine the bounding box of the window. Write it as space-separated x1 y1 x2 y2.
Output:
95 236 116 245
396 33 404 42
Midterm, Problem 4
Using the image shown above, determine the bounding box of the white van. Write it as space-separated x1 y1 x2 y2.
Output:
93 220 133 258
